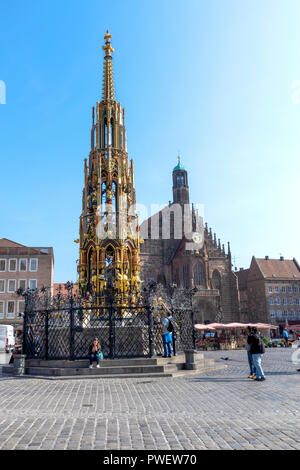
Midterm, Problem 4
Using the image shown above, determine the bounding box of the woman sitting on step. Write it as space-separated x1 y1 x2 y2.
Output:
88 338 103 369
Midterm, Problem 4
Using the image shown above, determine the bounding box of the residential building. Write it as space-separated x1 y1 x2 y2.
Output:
246 256 300 326
0 238 54 332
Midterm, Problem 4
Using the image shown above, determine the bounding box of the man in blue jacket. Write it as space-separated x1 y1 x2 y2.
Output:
283 329 289 347
162 315 173 358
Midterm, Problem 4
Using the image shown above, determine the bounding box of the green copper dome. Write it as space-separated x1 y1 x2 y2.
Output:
173 156 185 172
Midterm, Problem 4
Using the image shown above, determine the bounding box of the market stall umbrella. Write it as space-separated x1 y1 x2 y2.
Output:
225 322 249 328
205 323 227 329
255 323 279 330
194 324 216 330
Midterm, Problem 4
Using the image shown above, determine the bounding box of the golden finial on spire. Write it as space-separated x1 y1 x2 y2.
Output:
103 30 114 57
102 30 115 101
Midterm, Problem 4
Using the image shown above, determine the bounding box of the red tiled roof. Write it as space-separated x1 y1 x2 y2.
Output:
0 238 26 248
53 283 79 296
255 258 300 280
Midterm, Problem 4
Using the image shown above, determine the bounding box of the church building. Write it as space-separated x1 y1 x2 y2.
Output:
140 158 241 323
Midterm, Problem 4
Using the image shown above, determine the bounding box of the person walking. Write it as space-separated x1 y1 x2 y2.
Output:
162 314 173 358
248 327 266 381
88 338 103 369
246 326 256 379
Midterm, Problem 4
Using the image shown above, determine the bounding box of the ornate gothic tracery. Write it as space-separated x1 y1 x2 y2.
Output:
77 31 142 306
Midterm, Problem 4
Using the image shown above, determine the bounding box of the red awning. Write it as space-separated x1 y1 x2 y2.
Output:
286 324 300 331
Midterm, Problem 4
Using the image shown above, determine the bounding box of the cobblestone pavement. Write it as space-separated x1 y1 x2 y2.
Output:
0 348 299 450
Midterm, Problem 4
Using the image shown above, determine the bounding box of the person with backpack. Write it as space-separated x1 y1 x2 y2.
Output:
246 326 256 379
162 314 174 358
282 329 289 347
247 327 266 381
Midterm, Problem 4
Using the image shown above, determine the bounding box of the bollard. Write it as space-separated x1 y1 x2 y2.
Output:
184 349 197 370
13 355 26 376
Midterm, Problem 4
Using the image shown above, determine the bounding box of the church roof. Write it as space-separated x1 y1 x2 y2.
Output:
173 156 185 172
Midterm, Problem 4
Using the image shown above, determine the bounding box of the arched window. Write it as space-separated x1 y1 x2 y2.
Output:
194 262 205 286
104 118 108 147
173 269 180 287
101 182 106 205
126 247 131 278
212 270 221 291
110 118 114 147
87 247 95 286
105 245 115 288
183 264 190 289
176 173 185 188
112 182 117 212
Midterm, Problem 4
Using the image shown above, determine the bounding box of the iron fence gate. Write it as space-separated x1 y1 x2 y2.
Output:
23 304 196 360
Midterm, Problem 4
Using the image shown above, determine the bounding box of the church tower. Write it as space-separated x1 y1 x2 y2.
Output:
77 31 142 306
172 156 189 204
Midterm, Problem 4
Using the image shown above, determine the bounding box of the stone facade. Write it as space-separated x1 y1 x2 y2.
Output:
140 161 240 323
235 268 249 322
0 238 54 331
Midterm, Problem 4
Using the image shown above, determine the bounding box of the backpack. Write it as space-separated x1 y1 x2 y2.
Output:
258 338 265 354
167 318 174 333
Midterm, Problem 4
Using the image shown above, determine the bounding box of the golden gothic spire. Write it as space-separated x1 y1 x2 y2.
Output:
102 30 115 101
78 31 142 307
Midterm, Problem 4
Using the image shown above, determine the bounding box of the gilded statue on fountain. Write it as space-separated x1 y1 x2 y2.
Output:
77 31 142 306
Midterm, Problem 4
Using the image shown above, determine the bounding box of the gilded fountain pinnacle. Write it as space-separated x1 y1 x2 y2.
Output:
77 31 142 306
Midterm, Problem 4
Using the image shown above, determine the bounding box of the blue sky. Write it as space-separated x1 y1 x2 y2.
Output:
0 0 300 282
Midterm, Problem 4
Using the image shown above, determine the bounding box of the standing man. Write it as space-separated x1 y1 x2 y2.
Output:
283 329 289 347
248 327 266 381
162 313 173 358
246 326 256 379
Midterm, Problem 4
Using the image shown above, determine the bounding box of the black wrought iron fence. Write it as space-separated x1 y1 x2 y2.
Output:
19 283 197 360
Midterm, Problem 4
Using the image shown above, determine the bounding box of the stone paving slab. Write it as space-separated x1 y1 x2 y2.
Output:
0 349 299 450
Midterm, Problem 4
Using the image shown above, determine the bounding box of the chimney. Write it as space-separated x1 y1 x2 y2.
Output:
280 256 284 261
240 267 244 271
265 256 269 260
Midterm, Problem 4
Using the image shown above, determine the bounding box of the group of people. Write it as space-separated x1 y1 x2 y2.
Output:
87 314 175 368
246 326 266 381
88 319 296 380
